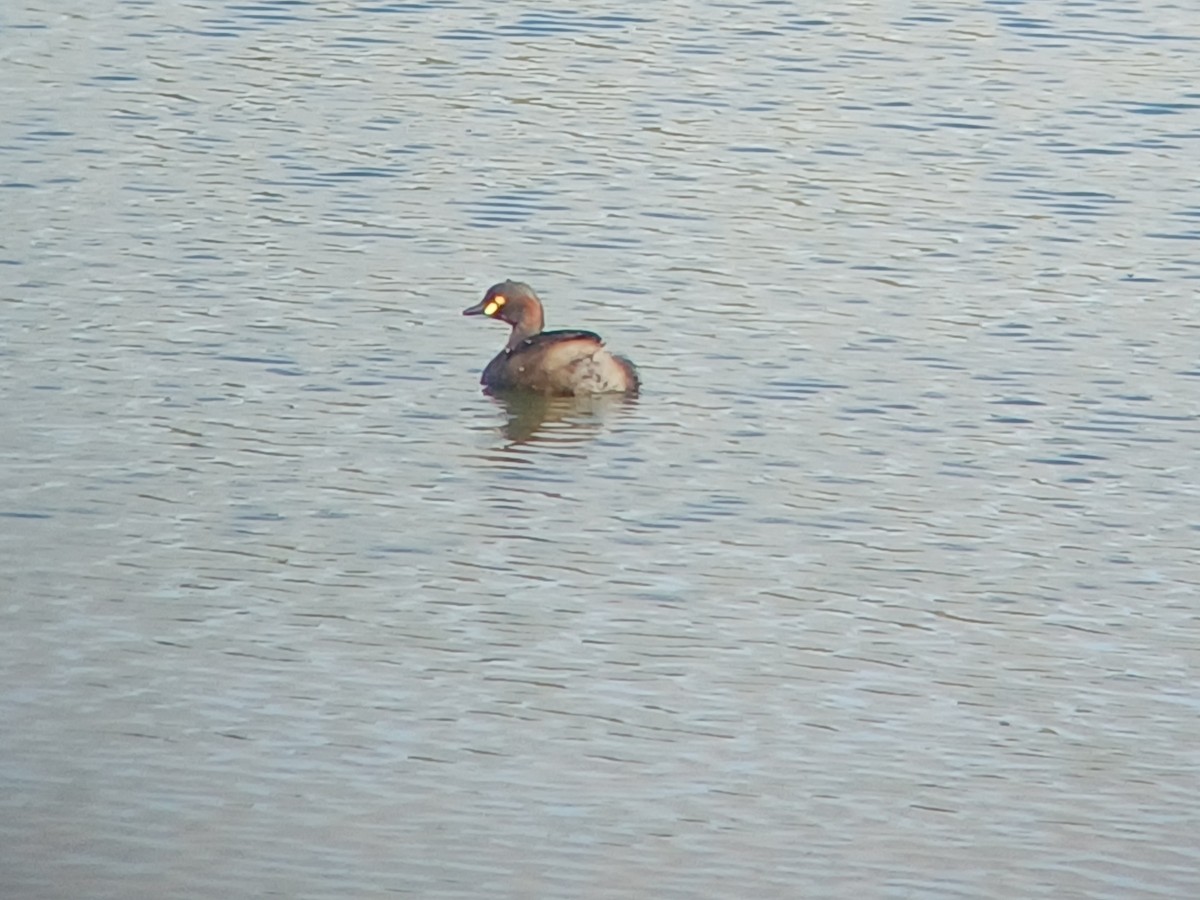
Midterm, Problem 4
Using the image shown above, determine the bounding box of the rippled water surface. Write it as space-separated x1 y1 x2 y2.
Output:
3 1 1199 897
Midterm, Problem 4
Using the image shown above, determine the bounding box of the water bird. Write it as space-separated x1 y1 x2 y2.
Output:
462 280 640 395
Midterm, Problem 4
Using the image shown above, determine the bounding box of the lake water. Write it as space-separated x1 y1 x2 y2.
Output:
3 1 1199 897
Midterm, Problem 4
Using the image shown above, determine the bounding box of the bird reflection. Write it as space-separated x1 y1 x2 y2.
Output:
489 389 638 445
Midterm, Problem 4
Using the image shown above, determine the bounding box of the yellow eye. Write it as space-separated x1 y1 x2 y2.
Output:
482 295 506 317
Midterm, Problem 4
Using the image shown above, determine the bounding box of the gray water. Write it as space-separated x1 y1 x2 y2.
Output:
3 1 1199 897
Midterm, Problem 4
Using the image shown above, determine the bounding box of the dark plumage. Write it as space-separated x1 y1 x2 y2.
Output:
462 281 640 396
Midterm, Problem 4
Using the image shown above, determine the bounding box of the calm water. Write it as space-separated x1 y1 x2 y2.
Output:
3 1 1199 897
